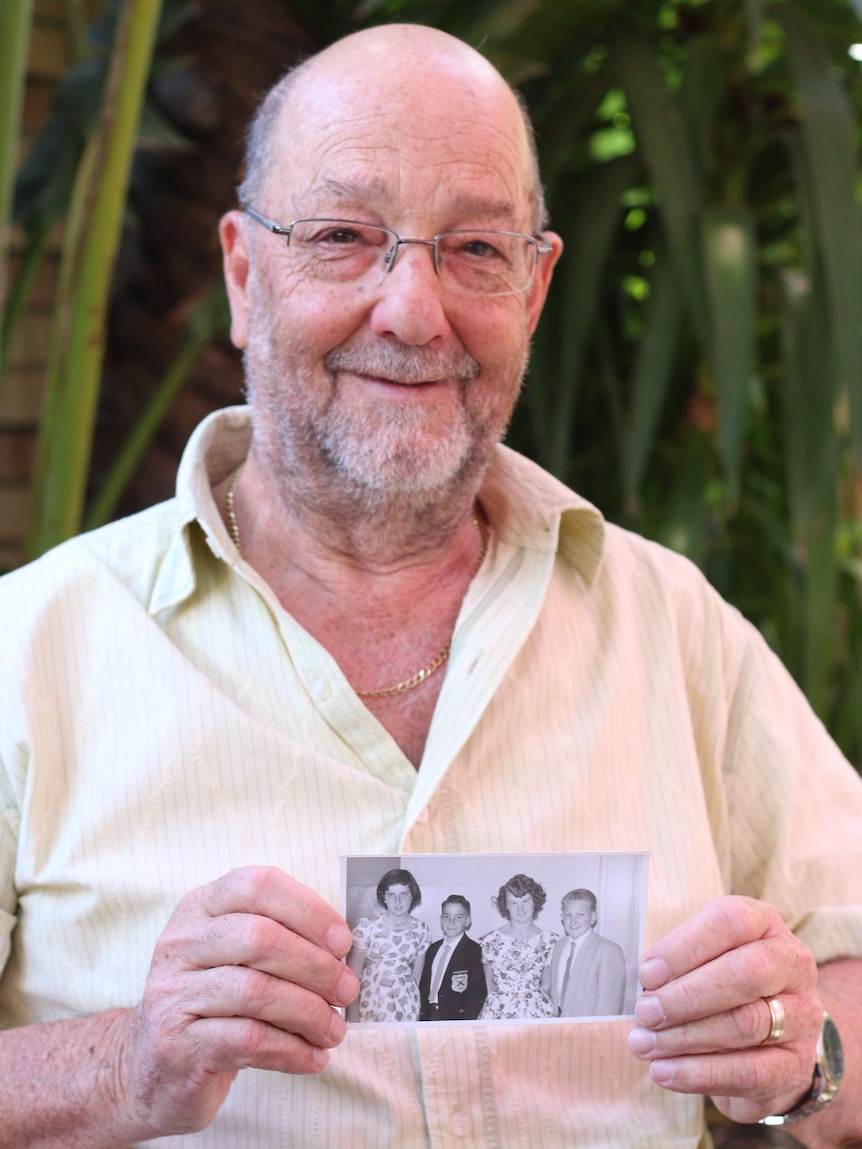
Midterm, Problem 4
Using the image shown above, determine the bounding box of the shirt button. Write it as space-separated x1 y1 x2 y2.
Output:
450 1113 472 1137
308 676 330 701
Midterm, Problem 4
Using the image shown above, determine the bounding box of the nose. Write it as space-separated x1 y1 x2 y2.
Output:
368 242 451 346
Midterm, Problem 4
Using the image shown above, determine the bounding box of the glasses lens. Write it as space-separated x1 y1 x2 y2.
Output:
436 231 536 296
288 220 393 281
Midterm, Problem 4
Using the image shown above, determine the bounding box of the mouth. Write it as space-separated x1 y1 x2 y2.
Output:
355 372 444 388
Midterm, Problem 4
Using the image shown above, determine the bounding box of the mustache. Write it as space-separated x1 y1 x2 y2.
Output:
324 341 480 383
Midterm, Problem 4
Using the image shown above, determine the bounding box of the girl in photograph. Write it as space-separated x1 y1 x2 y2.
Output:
479 873 557 1020
346 868 431 1022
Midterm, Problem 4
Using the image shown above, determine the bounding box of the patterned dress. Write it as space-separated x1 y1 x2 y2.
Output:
478 928 557 1020
351 913 432 1022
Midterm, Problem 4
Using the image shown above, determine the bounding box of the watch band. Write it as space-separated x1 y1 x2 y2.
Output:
759 1011 844 1127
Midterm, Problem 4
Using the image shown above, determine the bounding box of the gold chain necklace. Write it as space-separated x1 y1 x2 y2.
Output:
224 465 487 699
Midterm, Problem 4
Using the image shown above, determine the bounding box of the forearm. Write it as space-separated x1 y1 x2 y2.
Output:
792 959 862 1149
0 1009 147 1149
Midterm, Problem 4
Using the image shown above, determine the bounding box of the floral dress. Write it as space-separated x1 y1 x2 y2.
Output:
478 928 557 1020
351 914 431 1022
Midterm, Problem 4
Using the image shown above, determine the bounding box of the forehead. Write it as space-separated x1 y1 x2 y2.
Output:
563 900 593 914
506 890 533 901
442 903 467 914
268 65 533 229
385 883 410 893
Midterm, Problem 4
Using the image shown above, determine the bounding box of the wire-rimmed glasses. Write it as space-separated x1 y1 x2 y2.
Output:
243 205 552 297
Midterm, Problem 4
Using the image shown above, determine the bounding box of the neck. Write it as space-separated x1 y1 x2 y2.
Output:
508 921 536 937
230 447 486 593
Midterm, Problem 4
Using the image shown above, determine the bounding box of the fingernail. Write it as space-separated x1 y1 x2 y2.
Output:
635 994 665 1028
628 1026 656 1055
639 957 670 989
650 1060 674 1085
312 1047 330 1071
329 1011 347 1043
335 968 358 1006
325 922 353 954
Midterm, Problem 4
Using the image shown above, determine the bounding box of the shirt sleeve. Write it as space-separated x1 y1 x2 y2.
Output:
723 619 862 964
351 916 373 951
0 754 20 980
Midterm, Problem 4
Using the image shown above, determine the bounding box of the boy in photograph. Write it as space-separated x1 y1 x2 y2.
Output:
547 888 626 1017
419 895 487 1021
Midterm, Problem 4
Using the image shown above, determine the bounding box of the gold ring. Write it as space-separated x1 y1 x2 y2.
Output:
760 996 786 1045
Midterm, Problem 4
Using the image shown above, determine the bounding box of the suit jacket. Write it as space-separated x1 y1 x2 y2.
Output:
549 929 626 1017
419 934 487 1021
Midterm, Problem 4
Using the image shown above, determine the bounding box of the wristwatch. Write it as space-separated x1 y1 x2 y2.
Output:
759 1011 844 1126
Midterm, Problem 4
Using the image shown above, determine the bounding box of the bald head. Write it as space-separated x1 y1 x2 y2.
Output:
238 24 546 230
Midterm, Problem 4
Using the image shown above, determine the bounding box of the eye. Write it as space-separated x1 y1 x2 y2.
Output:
461 238 501 259
313 226 366 245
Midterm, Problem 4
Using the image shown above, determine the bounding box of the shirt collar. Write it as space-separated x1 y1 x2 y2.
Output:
148 406 607 614
148 406 250 615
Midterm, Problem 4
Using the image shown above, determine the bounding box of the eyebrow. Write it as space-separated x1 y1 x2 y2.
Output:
296 178 519 226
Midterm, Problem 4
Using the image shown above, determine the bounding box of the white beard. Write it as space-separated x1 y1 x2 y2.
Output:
244 316 527 523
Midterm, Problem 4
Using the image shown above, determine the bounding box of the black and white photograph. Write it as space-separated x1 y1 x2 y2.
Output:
342 851 648 1026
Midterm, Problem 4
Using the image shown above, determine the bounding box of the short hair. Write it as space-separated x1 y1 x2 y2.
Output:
561 888 597 913
237 52 548 231
494 873 547 920
441 894 471 915
376 868 421 910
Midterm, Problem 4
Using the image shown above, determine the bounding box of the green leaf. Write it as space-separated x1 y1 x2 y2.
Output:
778 5 862 463
27 0 166 558
702 209 757 495
0 0 35 372
544 154 637 478
612 29 708 344
623 249 682 507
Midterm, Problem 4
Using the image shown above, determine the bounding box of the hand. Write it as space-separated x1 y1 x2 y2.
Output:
627 896 822 1123
118 866 359 1140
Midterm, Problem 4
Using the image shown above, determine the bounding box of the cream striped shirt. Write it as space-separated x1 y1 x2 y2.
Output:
2 405 862 1148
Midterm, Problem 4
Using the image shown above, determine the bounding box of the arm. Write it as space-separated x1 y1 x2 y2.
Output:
0 866 359 1149
627 896 862 1146
482 961 496 994
344 944 366 1023
413 951 426 985
594 941 626 1016
540 962 552 996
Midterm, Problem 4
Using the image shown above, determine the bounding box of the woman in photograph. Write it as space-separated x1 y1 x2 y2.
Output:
479 873 557 1020
346 868 431 1023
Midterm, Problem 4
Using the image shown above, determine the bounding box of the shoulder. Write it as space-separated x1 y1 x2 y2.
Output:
0 500 185 627
589 931 625 957
351 914 382 945
460 934 483 955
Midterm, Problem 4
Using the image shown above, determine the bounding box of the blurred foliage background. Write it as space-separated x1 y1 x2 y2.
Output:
3 0 862 768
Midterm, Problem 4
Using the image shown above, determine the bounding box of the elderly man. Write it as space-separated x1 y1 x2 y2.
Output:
1 21 861 1149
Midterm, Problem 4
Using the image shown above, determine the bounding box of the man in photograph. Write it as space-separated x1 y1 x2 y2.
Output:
419 895 487 1021
547 889 626 1018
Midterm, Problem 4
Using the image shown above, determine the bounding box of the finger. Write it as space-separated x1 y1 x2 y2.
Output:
639 897 785 989
635 937 817 1029
629 997 795 1059
186 867 354 956
182 965 348 1050
646 1046 812 1116
161 913 359 1007
187 1016 335 1076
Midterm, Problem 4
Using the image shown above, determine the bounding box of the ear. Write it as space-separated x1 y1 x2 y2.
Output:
219 210 252 349
524 229 563 337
